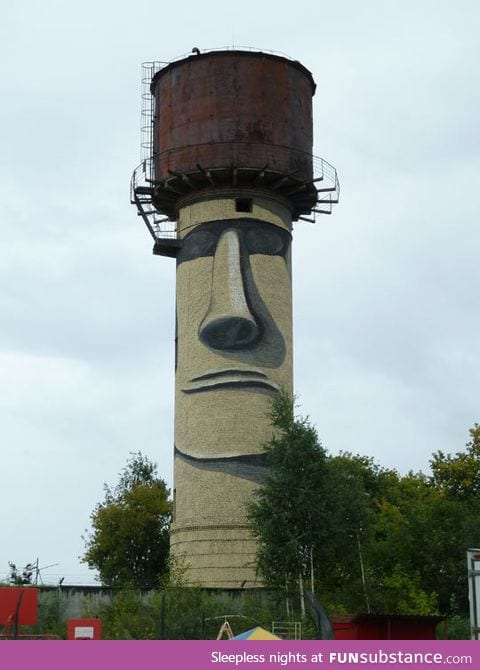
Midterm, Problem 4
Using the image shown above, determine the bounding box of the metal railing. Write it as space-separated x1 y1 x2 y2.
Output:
130 143 339 241
143 45 297 80
272 620 302 640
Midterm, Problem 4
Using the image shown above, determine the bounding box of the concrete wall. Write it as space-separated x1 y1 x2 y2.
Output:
39 585 114 621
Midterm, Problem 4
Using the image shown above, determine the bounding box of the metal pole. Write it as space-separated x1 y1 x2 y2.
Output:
467 548 480 640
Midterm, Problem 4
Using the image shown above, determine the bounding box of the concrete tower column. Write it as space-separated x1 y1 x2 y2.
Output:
130 49 339 590
171 194 293 587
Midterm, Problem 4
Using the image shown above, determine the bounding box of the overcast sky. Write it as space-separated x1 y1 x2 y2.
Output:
1 0 479 585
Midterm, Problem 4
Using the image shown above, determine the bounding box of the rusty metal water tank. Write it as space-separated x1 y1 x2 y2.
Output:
148 50 323 220
152 50 315 175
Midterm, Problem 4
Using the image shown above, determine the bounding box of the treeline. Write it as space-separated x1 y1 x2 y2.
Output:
81 395 479 628
248 391 480 619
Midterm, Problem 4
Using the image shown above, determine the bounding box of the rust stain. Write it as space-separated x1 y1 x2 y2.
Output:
152 51 315 181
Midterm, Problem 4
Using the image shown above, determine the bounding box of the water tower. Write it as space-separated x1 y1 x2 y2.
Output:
131 48 339 588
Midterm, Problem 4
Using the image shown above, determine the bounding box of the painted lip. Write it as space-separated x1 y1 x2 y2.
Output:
182 368 279 394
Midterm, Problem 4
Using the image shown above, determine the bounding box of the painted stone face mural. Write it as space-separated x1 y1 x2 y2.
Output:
174 218 292 482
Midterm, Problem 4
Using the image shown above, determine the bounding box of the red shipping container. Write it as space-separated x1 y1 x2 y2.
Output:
332 614 443 640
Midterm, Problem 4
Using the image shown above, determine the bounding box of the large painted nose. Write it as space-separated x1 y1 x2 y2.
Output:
199 229 260 350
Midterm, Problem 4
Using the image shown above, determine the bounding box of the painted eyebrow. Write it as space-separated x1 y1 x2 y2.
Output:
177 221 291 264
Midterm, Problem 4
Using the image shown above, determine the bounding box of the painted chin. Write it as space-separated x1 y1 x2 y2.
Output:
181 368 279 394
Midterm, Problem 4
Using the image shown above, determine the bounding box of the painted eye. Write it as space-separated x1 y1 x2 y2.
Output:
245 228 285 255
178 230 217 263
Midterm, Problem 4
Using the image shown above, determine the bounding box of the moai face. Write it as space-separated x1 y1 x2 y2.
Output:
175 218 293 475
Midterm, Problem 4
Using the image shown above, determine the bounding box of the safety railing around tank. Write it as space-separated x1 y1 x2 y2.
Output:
131 142 340 224
309 154 340 218
130 157 177 241
131 141 339 240
143 46 297 81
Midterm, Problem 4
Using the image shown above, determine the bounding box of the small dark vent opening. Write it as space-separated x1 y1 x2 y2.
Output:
235 197 253 213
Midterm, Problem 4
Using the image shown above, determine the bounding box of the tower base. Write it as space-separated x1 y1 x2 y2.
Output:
170 459 262 589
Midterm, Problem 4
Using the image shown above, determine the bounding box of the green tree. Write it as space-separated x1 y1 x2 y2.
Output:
318 453 387 614
247 390 329 616
427 424 480 611
250 402 479 621
430 424 480 500
82 452 171 588
364 471 440 615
